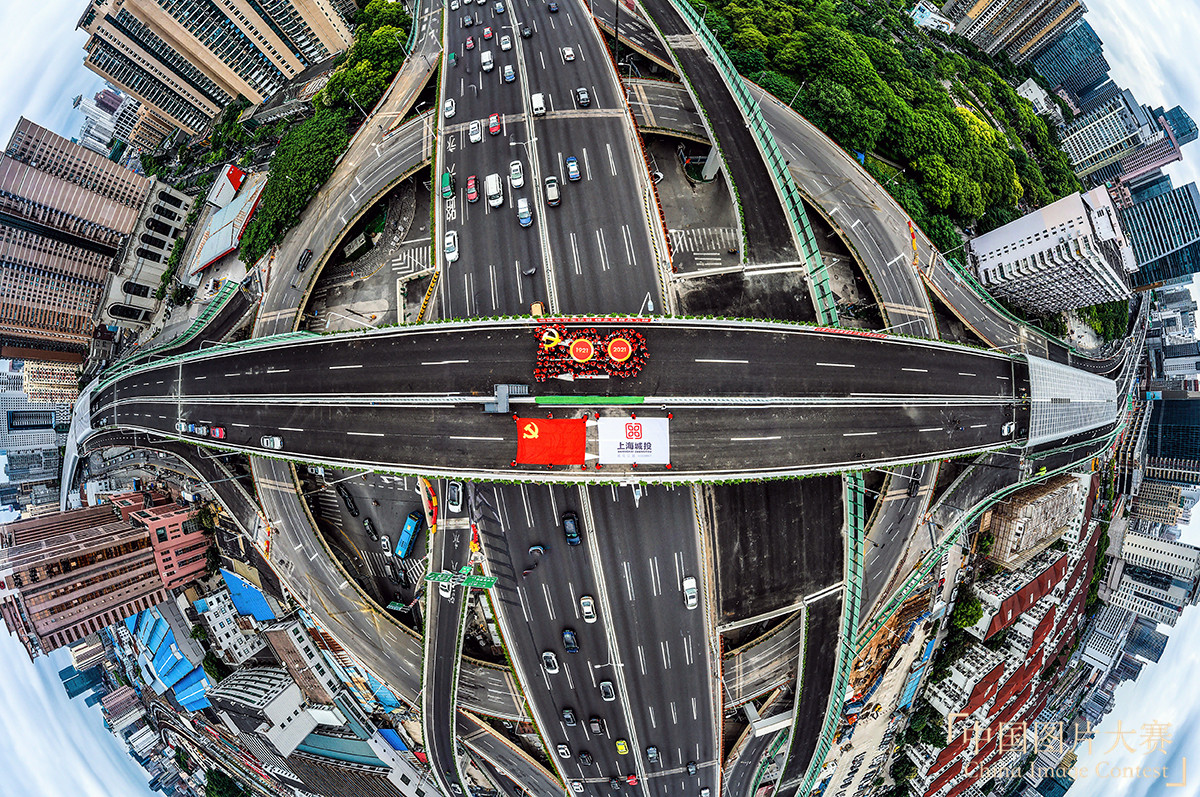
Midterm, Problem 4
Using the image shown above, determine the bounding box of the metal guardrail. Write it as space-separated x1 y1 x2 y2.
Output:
406 0 422 52
102 280 240 383
666 0 838 327
749 730 792 797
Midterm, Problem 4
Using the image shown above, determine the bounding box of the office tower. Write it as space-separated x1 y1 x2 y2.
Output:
0 386 69 450
1078 80 1123 116
0 118 153 357
1130 482 1185 524
1123 184 1200 289
1121 531 1200 580
73 89 171 155
58 664 104 698
1095 106 1197 189
1031 20 1109 95
940 0 1087 63
981 474 1085 567
0 505 169 659
971 187 1133 314
1108 564 1193 626
1124 170 1176 207
1062 90 1158 180
69 633 107 670
1124 616 1168 662
77 0 354 135
1147 399 1200 462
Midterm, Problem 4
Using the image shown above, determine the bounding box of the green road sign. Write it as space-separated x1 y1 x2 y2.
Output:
423 566 497 590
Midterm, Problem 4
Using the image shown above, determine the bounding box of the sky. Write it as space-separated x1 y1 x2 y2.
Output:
0 1 1198 796
0 634 156 797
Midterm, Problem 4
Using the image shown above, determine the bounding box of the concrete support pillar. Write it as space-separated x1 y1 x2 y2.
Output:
702 144 722 181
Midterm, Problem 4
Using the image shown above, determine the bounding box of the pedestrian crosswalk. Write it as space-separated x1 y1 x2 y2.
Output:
390 244 432 276
669 226 738 254
314 490 343 529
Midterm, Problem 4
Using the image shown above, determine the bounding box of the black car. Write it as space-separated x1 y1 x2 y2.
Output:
562 511 581 545
363 517 378 540
578 751 593 766
562 628 579 653
296 248 313 271
520 22 532 37
575 87 590 107
343 493 360 518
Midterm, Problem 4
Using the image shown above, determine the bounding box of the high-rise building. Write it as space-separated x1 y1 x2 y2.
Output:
1121 531 1200 580
69 633 107 670
1095 105 1197 190
941 0 1087 63
58 663 104 699
1078 80 1123 115
77 0 354 135
971 187 1133 314
1124 616 1168 662
21 361 80 404
1130 481 1185 524
0 118 153 356
1031 20 1109 95
981 474 1086 567
1062 90 1158 180
1123 184 1200 289
1146 399 1200 464
1108 564 1193 626
73 88 172 155
0 505 169 659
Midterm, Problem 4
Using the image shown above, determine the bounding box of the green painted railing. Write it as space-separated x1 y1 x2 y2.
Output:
749 729 792 797
535 395 646 405
665 0 839 327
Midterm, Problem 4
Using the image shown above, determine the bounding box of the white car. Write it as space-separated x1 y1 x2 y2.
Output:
447 480 464 513
499 34 512 51
509 159 524 188
174 420 187 433
468 119 482 143
261 435 283 450
580 595 597 623
440 580 454 598
542 650 559 673
557 744 571 759
562 46 575 61
381 536 391 553
450 0 459 8
444 98 456 118
570 783 584 794
682 575 698 610
444 230 459 262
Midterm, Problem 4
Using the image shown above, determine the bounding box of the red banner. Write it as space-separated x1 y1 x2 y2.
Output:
515 418 587 465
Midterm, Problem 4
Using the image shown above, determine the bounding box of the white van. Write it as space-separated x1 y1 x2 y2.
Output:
485 173 504 208
481 50 494 71
531 92 546 116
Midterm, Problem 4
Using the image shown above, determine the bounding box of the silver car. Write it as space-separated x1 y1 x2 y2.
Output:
509 159 524 188
469 120 482 143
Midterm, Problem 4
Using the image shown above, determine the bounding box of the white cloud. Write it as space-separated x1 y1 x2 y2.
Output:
0 634 155 797
1085 0 1200 190
0 0 108 143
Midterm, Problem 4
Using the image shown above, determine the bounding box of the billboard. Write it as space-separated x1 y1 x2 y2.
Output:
598 417 670 464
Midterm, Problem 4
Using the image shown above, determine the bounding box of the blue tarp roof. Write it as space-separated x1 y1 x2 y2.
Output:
193 598 209 614
379 729 408 752
219 568 275 621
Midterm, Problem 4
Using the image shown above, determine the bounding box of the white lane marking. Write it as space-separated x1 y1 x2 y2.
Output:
919 427 943 432
233 423 250 427
816 362 855 367
225 373 240 377
843 431 877 437
518 585 532 623
695 358 748 364
330 364 363 370
623 561 635 601
194 376 206 380
670 702 678 724
606 142 616 176
996 375 1010 380
731 436 781 441
450 436 506 441
422 359 470 366
267 369 289 373
638 645 647 675
542 583 556 619
660 640 671 669
902 368 927 373
596 228 610 272
958 372 976 377
649 706 657 729
649 556 661 597
281 427 304 432
970 424 987 429
348 431 384 437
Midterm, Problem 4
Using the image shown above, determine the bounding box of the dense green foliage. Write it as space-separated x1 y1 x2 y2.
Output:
238 108 352 264
951 593 983 628
316 0 412 115
695 0 1081 255
1076 300 1130 341
205 769 248 797
904 700 948 748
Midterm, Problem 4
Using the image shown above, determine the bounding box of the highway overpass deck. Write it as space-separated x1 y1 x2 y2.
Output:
625 78 708 142
590 0 673 70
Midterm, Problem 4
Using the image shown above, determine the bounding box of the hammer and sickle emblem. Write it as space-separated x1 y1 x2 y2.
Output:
541 329 561 348
522 422 540 439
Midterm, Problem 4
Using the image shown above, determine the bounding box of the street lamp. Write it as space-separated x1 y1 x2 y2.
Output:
509 137 537 158
341 87 367 117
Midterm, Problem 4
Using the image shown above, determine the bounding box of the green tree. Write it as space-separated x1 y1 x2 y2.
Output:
206 768 248 797
951 593 983 629
799 78 885 153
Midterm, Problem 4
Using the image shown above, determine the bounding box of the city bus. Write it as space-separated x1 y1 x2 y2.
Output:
394 511 423 558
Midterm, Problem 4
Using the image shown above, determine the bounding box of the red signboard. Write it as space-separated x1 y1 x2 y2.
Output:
608 337 632 362
570 339 595 362
514 418 587 465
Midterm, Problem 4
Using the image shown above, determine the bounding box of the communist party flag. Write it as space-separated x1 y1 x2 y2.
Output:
515 418 587 465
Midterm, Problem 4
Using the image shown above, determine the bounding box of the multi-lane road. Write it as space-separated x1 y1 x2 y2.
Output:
437 0 664 318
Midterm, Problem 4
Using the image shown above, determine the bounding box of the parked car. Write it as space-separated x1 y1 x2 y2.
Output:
363 517 378 540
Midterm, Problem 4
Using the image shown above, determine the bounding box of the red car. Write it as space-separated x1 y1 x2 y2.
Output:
466 174 479 203
210 426 226 439
483 26 493 39
465 36 475 50
488 113 501 135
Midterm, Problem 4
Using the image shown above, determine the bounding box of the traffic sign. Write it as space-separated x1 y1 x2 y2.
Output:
424 566 497 589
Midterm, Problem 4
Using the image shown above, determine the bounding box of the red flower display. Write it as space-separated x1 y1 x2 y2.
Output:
533 325 648 381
